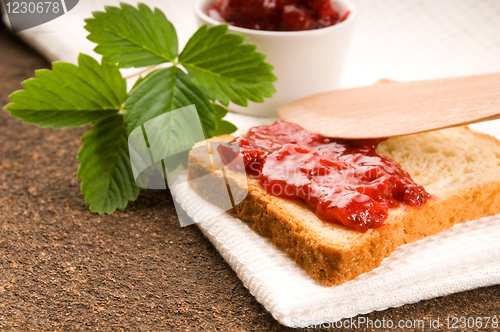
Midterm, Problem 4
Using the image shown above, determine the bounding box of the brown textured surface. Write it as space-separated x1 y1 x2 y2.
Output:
0 21 499 332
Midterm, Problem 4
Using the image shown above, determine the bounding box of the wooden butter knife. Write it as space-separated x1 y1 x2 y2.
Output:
277 73 500 139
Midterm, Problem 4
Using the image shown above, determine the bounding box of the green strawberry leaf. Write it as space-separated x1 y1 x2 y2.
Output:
123 66 216 135
213 103 228 119
130 75 145 93
85 2 178 68
78 114 140 214
212 119 238 136
179 24 277 107
5 53 126 129
210 104 236 136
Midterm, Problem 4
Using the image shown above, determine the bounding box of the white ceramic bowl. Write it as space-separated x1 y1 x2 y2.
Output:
194 0 357 117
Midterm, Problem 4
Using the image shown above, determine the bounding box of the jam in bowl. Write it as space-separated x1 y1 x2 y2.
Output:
207 0 350 32
194 0 357 117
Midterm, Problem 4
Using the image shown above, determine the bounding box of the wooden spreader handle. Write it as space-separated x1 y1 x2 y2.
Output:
278 73 500 139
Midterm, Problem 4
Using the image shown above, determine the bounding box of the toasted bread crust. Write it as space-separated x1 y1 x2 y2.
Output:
188 131 500 286
229 180 500 285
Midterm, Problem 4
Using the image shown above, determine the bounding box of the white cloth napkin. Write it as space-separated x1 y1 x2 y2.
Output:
4 0 500 326
171 177 500 327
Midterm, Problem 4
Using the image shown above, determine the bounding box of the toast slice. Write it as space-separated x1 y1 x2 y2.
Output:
187 126 500 286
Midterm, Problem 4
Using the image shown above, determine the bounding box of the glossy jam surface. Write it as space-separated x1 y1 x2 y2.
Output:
208 0 350 32
217 121 430 232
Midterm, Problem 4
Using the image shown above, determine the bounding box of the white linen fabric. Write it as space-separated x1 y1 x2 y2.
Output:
4 0 500 326
171 177 500 327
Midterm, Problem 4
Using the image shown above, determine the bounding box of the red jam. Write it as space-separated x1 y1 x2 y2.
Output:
208 0 350 32
217 121 430 232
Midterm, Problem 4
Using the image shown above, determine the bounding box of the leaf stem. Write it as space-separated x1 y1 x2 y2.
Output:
124 65 159 79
